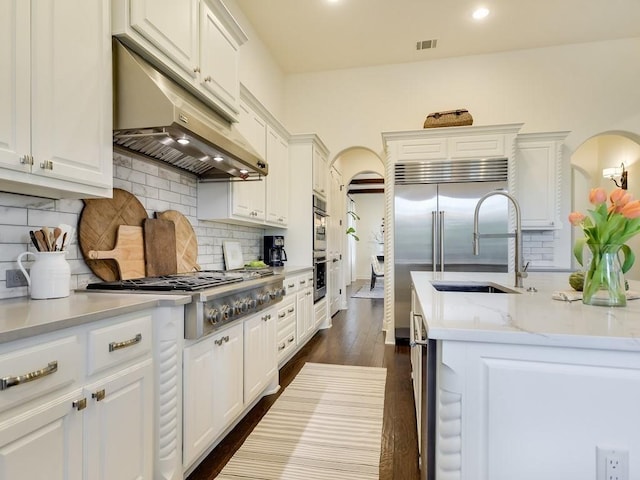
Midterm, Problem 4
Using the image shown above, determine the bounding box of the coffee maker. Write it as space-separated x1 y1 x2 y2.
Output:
263 236 287 267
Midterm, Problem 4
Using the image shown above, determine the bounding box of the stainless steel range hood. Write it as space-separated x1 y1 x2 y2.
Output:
112 40 267 181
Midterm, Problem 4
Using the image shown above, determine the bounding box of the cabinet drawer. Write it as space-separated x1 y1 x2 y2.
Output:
395 137 448 161
283 276 299 295
276 323 296 361
277 302 295 323
87 314 152 376
277 314 295 342
0 335 81 414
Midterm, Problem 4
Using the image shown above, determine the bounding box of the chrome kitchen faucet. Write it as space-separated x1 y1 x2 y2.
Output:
473 190 528 288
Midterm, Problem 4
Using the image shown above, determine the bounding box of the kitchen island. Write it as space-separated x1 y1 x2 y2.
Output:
410 271 640 480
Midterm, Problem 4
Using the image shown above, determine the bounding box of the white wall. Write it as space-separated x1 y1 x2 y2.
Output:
283 38 640 158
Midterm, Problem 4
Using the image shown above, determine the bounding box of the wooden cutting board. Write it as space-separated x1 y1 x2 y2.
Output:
155 210 200 273
143 218 177 277
78 188 149 281
87 225 146 280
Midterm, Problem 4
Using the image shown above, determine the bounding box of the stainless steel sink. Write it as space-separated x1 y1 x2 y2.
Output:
431 282 520 294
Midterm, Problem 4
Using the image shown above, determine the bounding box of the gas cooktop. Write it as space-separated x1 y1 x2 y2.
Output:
86 269 274 292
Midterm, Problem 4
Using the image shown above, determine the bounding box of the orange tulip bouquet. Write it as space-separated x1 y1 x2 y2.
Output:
568 187 640 306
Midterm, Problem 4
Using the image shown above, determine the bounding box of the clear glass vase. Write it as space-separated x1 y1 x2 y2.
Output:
582 244 626 307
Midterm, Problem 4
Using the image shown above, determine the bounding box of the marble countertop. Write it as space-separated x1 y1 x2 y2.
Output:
0 291 191 344
411 271 640 351
274 265 313 276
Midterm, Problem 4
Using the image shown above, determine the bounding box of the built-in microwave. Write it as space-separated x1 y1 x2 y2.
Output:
313 195 328 252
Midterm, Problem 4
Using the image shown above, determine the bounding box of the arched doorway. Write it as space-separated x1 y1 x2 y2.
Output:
570 132 640 280
330 147 385 289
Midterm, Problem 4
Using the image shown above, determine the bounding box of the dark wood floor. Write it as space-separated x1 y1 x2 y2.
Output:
187 282 420 480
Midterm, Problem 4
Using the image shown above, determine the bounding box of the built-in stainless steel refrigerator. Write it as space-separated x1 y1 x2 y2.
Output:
394 159 510 341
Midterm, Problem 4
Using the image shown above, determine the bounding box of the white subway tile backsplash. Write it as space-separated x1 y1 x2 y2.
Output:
0 153 265 299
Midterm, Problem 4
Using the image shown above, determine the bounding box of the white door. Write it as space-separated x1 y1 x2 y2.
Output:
129 0 199 79
30 0 112 189
0 391 83 480
0 0 30 174
84 360 153 480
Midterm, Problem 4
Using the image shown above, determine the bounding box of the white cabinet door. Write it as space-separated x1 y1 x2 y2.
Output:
0 0 112 198
313 144 328 198
84 360 153 480
233 102 266 222
0 0 30 175
516 132 568 230
296 286 314 343
0 390 83 480
266 126 289 226
199 0 240 114
244 308 277 405
183 324 243 468
129 0 199 79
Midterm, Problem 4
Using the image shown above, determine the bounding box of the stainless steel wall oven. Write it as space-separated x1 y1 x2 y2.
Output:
313 195 328 302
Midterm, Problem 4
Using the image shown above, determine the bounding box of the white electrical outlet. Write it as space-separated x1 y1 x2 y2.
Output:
596 446 629 480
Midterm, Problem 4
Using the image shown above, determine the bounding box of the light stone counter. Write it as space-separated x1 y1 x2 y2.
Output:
0 291 191 344
273 265 313 276
411 271 640 351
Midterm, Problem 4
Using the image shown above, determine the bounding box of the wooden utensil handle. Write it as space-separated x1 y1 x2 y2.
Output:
88 250 116 260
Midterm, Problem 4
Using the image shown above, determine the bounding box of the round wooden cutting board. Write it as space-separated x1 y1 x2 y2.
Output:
155 210 200 273
78 188 148 281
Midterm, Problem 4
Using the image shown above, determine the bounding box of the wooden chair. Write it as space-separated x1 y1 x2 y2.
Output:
370 255 384 290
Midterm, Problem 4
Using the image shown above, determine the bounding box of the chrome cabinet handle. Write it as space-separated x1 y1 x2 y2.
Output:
287 283 295 288
92 389 106 402
288 335 295 343
109 333 142 352
20 154 34 165
0 361 58 390
40 160 53 170
300 280 306 285
204 75 212 82
193 66 201 73
262 314 271 321
278 342 286 351
279 312 286 318
288 307 294 313
215 335 230 346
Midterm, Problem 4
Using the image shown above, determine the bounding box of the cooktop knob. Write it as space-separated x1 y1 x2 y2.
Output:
247 297 257 309
220 304 230 320
233 301 243 315
239 299 250 313
207 308 220 325
257 293 269 305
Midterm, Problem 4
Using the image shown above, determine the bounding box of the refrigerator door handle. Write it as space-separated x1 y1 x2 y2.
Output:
439 211 445 272
431 211 437 272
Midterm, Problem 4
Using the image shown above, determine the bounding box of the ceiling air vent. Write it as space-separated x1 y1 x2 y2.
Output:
416 39 438 50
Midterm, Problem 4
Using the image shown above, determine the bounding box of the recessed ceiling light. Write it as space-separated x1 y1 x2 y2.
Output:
472 7 490 20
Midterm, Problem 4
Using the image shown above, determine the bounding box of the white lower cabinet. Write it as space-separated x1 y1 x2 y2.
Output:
244 308 277 405
314 297 328 330
0 310 155 480
0 390 83 480
296 278 314 344
84 360 153 480
183 323 243 468
276 298 296 365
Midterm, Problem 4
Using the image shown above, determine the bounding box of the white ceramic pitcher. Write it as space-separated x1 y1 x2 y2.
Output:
17 251 71 299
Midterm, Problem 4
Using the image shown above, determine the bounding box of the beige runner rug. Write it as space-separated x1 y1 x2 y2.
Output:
216 362 387 480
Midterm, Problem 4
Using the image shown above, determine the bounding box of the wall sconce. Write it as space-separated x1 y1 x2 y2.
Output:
602 163 628 190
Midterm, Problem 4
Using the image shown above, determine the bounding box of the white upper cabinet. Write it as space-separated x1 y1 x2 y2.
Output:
266 125 289 227
515 132 569 230
129 0 199 80
198 92 290 228
0 0 112 199
113 0 245 121
312 143 329 199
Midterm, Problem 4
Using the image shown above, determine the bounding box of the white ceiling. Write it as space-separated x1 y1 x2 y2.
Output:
234 0 640 74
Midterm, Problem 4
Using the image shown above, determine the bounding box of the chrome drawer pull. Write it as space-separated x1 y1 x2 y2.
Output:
109 333 142 352
214 335 230 346
288 335 295 343
0 360 58 390
288 307 294 313
279 312 286 318
278 343 286 351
